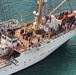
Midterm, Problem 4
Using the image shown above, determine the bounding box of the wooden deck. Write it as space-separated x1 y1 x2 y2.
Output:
15 26 41 52
14 25 50 52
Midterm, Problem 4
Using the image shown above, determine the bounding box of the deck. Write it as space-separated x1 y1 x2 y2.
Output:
14 25 50 53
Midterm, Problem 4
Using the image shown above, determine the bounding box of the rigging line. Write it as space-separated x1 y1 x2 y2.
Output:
68 0 74 11
15 0 34 13
51 0 54 10
15 0 29 13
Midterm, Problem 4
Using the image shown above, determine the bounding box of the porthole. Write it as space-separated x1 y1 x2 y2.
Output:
54 40 55 42
29 59 31 61
17 64 19 66
5 69 7 71
34 57 36 59
48 51 49 52
24 62 26 63
10 67 12 69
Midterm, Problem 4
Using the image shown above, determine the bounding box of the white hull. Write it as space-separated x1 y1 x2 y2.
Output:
0 28 76 75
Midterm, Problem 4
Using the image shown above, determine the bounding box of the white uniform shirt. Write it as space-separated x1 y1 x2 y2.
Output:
44 26 49 33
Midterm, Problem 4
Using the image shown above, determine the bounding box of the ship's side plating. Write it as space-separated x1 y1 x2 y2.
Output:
0 0 76 74
0 28 76 75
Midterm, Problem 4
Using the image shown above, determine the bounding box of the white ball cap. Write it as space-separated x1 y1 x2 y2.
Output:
42 17 45 20
44 0 47 3
36 13 39 16
73 11 76 14
33 22 36 25
33 11 36 15
47 19 50 22
37 1 39 4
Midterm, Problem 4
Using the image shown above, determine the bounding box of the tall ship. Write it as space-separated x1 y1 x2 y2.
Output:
0 0 76 75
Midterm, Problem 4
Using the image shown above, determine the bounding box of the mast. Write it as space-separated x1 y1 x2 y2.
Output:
35 0 45 30
19 13 24 27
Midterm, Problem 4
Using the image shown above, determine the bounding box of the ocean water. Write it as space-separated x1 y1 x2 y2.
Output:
1 0 76 75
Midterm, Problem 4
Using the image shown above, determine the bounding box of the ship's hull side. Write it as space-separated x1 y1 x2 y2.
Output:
0 28 76 75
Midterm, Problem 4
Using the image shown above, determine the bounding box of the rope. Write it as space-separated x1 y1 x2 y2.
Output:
68 0 74 11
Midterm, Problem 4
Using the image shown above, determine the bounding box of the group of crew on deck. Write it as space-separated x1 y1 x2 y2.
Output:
41 10 76 35
20 28 33 40
16 10 76 50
